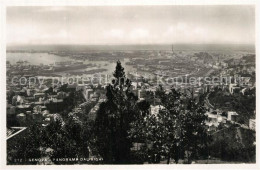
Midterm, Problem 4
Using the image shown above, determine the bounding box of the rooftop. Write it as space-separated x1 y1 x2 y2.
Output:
7 127 27 140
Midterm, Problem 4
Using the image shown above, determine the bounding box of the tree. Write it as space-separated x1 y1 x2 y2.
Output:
136 100 150 117
113 60 125 83
180 97 209 163
129 87 208 164
94 61 144 164
7 90 15 104
209 126 255 162
7 116 92 165
7 123 43 165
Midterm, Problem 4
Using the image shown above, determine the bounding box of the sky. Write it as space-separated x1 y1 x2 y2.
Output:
6 6 255 45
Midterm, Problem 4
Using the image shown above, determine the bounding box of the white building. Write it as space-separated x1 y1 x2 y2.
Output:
150 105 165 116
229 84 240 95
227 111 239 122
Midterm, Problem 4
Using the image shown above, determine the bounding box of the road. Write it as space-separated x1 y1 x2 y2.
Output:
205 92 214 109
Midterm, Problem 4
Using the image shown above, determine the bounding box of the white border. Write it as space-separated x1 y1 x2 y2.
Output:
0 1 259 170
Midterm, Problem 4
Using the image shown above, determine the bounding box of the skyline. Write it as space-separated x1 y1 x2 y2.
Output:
7 6 255 46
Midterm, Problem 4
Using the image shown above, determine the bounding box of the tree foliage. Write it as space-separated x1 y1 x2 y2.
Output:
94 60 143 164
129 87 209 164
7 117 92 165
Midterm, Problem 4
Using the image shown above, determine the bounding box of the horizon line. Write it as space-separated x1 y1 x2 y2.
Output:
6 43 256 47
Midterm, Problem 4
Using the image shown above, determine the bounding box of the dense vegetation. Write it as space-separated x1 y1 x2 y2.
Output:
208 88 256 124
209 125 255 162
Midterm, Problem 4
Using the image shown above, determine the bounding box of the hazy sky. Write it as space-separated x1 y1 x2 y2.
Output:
7 6 255 45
